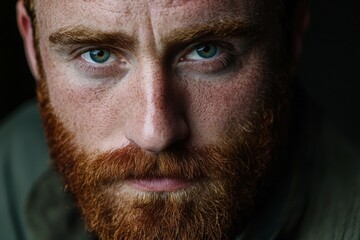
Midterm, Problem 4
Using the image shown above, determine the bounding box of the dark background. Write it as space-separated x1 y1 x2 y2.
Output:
297 0 360 146
0 1 35 121
1 0 359 145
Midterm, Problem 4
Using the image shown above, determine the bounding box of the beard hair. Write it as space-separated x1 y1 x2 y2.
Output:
35 72 283 239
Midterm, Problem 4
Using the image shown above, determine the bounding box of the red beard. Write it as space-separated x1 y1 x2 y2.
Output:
36 79 277 240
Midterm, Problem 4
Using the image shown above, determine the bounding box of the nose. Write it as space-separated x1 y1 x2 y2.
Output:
124 60 189 153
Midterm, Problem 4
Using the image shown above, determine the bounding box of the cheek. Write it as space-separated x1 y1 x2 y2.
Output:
183 42 274 143
43 66 130 150
186 69 266 143
40 40 135 149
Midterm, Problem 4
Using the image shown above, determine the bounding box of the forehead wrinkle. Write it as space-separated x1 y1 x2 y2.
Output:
49 25 138 51
160 18 263 46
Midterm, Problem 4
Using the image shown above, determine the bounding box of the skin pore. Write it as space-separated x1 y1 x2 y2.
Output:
17 0 295 239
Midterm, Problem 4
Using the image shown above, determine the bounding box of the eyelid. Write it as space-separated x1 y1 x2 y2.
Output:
68 46 131 79
67 45 129 62
172 41 240 76
74 47 129 69
179 40 238 63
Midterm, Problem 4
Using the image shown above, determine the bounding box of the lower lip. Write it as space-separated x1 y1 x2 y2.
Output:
126 178 191 192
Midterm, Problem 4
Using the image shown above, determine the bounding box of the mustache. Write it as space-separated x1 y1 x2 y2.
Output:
57 140 246 188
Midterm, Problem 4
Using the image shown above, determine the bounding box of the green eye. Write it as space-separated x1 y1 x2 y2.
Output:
89 49 111 63
195 44 218 59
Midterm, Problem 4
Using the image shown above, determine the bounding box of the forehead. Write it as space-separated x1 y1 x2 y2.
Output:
33 0 272 35
34 0 264 16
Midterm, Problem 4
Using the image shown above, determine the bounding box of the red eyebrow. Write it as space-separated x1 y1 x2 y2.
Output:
161 19 262 45
49 26 137 51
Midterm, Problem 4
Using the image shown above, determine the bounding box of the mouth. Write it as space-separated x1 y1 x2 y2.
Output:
125 178 193 193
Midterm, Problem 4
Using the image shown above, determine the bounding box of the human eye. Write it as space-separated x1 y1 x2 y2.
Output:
74 47 129 79
178 41 238 75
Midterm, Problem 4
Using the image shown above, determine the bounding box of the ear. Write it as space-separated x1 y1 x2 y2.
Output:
16 0 39 80
291 0 310 70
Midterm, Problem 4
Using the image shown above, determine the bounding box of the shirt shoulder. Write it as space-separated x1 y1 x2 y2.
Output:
0 99 50 240
295 119 360 240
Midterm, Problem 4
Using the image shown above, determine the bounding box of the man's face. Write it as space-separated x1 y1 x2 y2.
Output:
27 0 289 239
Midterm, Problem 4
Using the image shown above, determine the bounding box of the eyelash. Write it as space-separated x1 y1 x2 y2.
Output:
74 47 128 77
177 41 238 74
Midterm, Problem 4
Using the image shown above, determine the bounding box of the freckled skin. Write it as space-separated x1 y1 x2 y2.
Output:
28 0 283 152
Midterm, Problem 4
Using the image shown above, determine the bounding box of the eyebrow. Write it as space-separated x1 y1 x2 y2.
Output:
49 26 137 51
48 19 262 52
161 19 263 46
